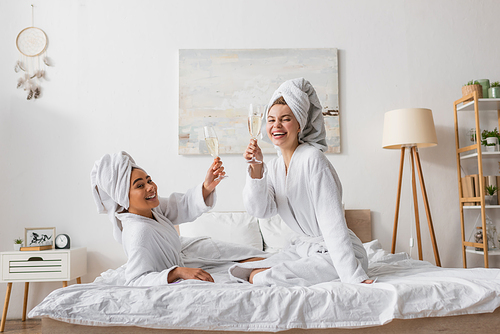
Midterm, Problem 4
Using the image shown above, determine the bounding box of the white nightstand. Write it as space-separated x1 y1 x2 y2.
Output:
0 247 87 332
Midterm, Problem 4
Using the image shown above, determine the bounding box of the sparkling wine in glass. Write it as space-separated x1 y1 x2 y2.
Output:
203 126 228 180
247 104 263 164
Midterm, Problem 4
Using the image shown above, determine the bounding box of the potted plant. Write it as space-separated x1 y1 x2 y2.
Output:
462 80 483 102
485 185 498 205
481 128 500 151
485 142 497 152
13 238 23 251
489 81 500 98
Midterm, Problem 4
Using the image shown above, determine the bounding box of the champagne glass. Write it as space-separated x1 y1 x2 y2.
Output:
203 126 228 180
247 104 263 164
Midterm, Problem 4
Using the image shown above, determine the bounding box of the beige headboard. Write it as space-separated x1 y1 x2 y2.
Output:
345 209 372 243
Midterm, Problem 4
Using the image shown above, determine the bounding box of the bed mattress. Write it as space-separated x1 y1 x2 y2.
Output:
28 240 500 332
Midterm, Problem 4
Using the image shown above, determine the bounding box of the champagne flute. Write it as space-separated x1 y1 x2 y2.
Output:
247 104 263 164
203 126 228 180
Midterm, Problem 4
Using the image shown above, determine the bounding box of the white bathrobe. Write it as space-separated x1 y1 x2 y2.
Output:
117 183 266 286
231 143 369 285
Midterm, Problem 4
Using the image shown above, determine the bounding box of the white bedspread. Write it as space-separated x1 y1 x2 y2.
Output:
28 241 500 332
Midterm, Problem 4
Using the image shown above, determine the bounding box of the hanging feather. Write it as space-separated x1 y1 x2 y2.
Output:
35 70 45 79
23 75 32 92
43 57 52 66
27 88 34 100
17 60 26 72
17 77 25 89
33 86 41 99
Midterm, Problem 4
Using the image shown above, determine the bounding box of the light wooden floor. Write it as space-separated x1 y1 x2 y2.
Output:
1 319 41 334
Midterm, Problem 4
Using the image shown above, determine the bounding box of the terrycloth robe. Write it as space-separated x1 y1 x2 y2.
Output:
117 183 266 286
231 143 369 285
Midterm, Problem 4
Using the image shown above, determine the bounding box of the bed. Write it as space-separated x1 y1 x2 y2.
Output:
29 210 500 333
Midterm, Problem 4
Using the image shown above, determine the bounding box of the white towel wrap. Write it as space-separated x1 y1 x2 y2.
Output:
263 78 328 152
90 151 142 243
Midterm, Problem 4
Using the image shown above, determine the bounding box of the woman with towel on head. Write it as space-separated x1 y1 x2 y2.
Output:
91 153 266 286
229 78 373 286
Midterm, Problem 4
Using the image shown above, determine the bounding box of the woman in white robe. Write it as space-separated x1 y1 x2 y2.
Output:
229 78 373 286
91 152 266 286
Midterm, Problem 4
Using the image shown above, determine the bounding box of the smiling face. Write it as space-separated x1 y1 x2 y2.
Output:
128 168 160 218
266 104 301 153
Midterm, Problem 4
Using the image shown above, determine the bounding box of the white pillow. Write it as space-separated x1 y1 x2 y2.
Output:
179 212 264 250
257 215 301 253
258 202 345 253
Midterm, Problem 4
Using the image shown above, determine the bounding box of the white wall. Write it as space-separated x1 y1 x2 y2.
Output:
1 0 500 319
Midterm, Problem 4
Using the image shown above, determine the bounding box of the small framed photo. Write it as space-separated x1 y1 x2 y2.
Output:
25 227 56 248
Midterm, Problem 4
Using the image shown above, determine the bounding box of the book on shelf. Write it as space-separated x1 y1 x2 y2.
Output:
20 245 53 251
462 175 475 206
472 174 480 205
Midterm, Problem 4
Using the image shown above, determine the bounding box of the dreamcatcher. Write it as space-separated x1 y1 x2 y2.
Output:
15 5 51 100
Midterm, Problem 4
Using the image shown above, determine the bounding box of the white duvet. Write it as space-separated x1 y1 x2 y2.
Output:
28 240 500 332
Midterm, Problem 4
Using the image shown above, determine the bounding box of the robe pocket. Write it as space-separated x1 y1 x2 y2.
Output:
180 236 221 260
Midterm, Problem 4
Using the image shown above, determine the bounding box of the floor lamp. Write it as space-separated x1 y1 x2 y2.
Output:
382 108 441 267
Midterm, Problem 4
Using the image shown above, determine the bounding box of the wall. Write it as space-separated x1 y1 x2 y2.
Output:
1 0 500 319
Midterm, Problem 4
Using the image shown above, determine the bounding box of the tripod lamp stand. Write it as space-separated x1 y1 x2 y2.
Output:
382 108 441 266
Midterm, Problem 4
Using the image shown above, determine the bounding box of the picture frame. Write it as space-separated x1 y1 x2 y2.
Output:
25 227 56 248
179 48 340 155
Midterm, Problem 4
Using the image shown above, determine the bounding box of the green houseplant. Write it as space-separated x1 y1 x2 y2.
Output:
489 81 500 98
462 80 483 101
486 185 498 196
481 128 500 151
485 185 498 205
13 237 23 251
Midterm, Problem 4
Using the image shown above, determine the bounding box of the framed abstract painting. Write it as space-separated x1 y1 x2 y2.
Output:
179 48 340 155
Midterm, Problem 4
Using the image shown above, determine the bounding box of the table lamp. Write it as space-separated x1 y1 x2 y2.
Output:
382 108 441 266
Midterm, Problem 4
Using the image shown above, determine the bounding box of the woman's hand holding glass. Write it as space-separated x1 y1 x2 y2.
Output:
246 104 263 164
244 139 263 164
244 139 264 179
203 126 228 181
203 157 225 197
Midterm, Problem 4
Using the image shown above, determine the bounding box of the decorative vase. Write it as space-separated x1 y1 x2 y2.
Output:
462 84 483 102
489 87 500 98
469 128 478 144
485 195 498 205
478 79 490 99
486 218 498 249
475 227 484 251
13 244 21 251
473 216 497 250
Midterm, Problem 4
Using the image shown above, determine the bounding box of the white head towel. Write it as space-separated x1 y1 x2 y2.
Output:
90 151 141 243
264 78 327 152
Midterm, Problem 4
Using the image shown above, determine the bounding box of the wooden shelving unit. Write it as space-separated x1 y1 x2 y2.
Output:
454 94 500 268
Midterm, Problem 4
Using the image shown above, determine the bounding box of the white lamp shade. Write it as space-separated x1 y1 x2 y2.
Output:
382 108 438 149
